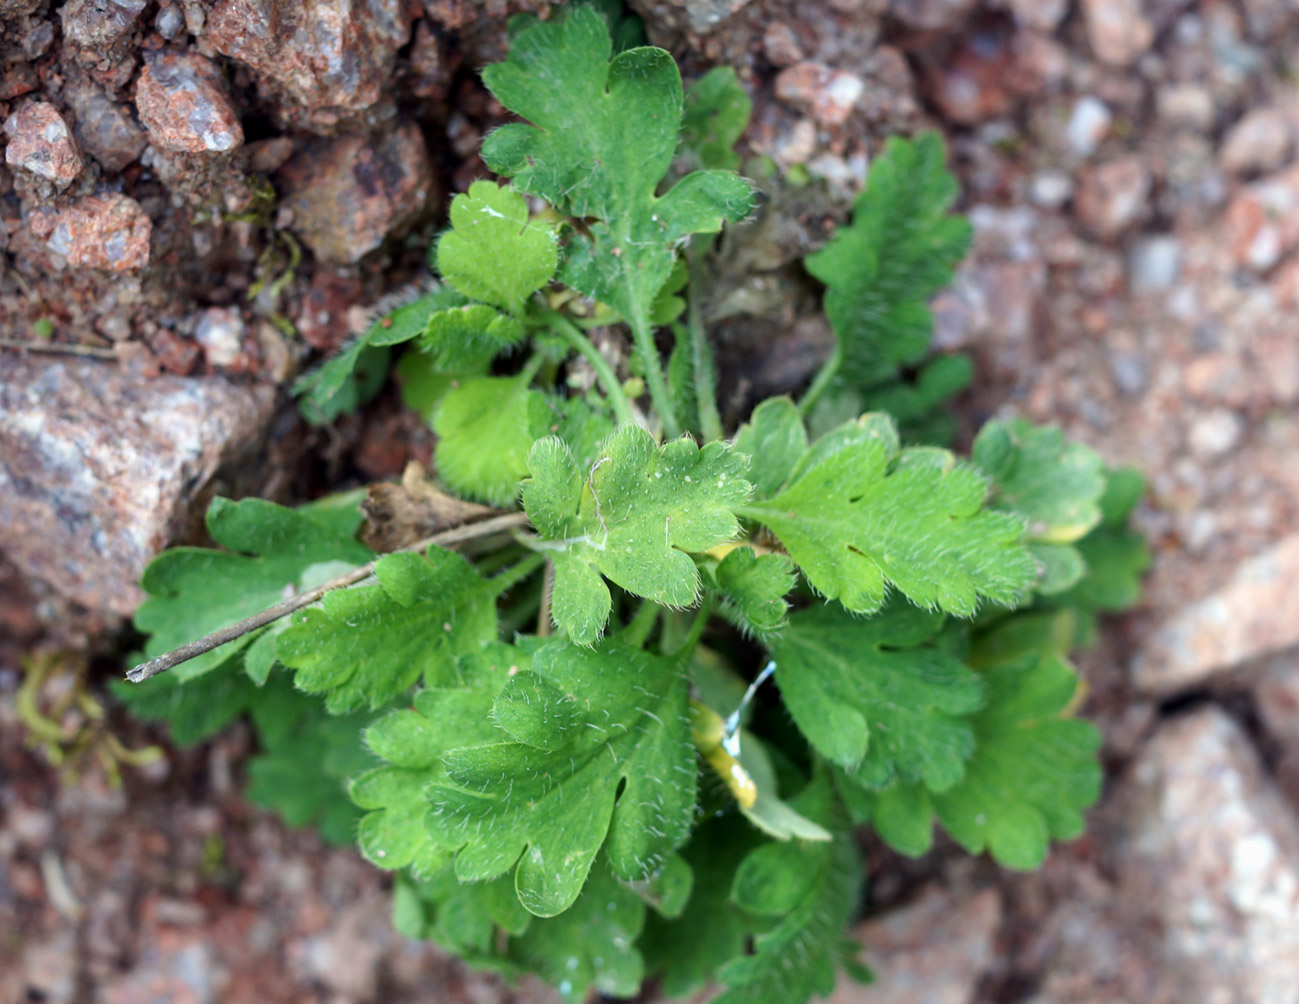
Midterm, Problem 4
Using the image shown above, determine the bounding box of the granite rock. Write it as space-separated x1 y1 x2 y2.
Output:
1135 535 1299 693
279 121 432 264
59 0 147 67
67 88 147 172
1075 157 1152 238
1081 0 1154 66
2 101 83 189
829 886 1002 1004
26 193 152 271
0 355 275 616
207 0 415 132
135 50 244 154
1115 709 1299 1004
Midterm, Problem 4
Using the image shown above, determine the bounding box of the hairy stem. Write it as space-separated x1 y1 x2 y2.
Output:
487 551 546 597
669 594 715 661
627 310 681 440
619 599 661 649
536 559 556 637
126 512 530 684
687 245 724 442
798 344 842 417
543 310 636 427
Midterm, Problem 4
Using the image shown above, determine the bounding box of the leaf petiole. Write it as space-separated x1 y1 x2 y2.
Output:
687 244 724 442
797 344 841 417
542 310 637 428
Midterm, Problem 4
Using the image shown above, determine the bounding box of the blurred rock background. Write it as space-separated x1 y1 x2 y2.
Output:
3 0 1299 1001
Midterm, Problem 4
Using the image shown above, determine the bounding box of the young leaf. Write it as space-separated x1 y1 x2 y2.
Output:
974 419 1106 544
133 497 372 682
435 180 558 315
245 674 377 845
394 867 531 958
852 651 1102 869
481 6 754 345
740 414 1035 618
109 667 257 747
350 643 526 877
681 66 751 172
710 546 796 639
421 304 525 370
295 285 465 421
521 425 750 644
731 396 809 500
426 639 696 917
276 547 499 713
640 816 764 999
510 861 647 1002
713 776 861 1004
771 601 984 791
1052 467 1150 617
432 373 544 506
804 132 971 389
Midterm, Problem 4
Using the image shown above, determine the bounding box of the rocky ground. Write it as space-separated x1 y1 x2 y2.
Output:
4 0 1299 1002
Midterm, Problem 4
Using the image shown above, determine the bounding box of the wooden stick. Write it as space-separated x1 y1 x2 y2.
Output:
0 338 117 360
126 511 530 684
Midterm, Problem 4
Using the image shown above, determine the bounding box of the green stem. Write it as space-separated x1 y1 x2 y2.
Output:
488 552 546 599
669 594 715 661
518 351 547 386
627 310 681 440
687 246 724 443
798 345 841 417
542 310 636 427
619 599 661 649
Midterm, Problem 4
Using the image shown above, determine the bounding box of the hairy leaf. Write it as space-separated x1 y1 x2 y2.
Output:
974 419 1106 544
641 816 763 998
1053 467 1150 618
711 546 795 639
805 132 971 389
510 862 647 1001
426 640 695 917
771 601 983 791
681 66 751 172
853 652 1102 869
245 674 377 845
741 414 1035 618
732 397 808 500
133 497 372 683
713 776 861 1004
522 425 750 643
277 547 499 713
295 285 465 421
109 667 257 747
421 304 525 371
436 180 559 315
433 373 544 506
482 6 754 341
349 643 526 877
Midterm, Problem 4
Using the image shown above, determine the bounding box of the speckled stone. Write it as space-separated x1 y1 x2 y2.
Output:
135 50 244 154
1115 709 1299 1004
1135 534 1299 693
2 102 83 189
0 355 275 615
67 88 147 172
278 121 432 264
26 193 152 271
207 0 414 131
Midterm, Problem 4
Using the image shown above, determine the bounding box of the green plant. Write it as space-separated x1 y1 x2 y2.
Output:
119 7 1149 1002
